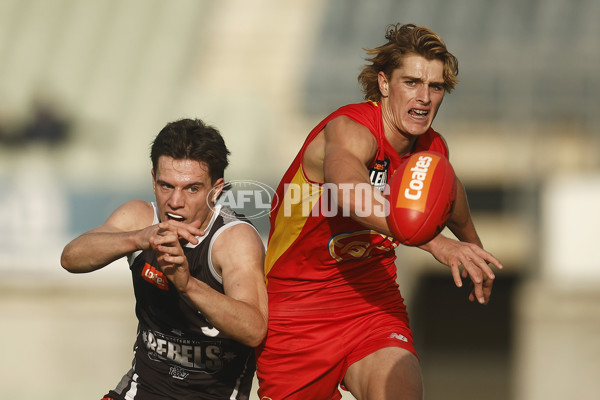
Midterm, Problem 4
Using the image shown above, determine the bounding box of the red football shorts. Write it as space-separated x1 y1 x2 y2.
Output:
256 293 416 400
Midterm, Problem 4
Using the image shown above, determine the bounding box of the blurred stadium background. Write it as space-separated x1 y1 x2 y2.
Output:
1 0 599 399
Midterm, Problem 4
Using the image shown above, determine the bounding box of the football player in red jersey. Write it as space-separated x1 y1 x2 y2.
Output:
256 24 503 400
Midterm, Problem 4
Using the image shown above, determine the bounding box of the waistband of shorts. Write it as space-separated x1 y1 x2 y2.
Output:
267 287 404 316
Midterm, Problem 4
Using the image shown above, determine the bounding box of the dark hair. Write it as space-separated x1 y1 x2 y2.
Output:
358 23 459 102
150 118 230 183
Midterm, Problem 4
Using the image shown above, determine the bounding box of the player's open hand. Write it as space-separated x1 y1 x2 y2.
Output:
424 235 503 305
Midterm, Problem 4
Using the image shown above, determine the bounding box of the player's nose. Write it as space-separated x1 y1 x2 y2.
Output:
168 189 185 208
416 84 431 104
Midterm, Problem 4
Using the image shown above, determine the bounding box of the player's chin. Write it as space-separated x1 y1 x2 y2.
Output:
403 126 430 138
411 124 432 136
405 118 432 135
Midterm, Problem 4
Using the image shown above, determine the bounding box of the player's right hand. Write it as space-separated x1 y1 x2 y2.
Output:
136 220 204 250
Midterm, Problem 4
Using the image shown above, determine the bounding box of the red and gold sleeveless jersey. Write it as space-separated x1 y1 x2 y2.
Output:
265 101 448 305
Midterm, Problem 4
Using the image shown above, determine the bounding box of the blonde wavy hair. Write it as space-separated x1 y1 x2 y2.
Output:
358 23 459 102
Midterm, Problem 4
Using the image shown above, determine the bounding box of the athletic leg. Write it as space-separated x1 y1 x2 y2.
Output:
256 312 345 400
343 347 423 400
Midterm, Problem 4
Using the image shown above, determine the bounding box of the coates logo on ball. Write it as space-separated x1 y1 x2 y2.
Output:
208 180 279 220
387 151 457 246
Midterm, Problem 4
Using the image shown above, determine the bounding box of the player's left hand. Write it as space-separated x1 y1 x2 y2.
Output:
423 234 503 305
150 222 191 292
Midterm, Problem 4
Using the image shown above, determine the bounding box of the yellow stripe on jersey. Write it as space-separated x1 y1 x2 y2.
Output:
264 167 321 280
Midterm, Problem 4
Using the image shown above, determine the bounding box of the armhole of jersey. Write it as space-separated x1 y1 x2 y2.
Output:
440 134 450 159
298 127 324 185
127 202 160 266
438 133 450 160
341 111 383 169
207 220 259 284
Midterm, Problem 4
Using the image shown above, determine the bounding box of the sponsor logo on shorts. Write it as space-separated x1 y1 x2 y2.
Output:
389 332 408 342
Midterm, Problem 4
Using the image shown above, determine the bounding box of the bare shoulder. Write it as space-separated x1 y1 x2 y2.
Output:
303 128 326 182
213 222 264 253
325 115 377 150
304 116 377 182
92 199 155 233
210 221 265 278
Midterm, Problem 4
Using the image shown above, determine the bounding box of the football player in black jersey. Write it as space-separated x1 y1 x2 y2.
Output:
61 119 267 400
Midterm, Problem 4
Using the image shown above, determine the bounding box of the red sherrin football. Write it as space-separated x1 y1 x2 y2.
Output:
386 151 457 246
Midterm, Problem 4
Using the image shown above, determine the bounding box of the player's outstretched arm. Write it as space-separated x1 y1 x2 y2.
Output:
446 178 481 245
419 179 503 304
421 235 502 304
320 116 392 235
61 200 158 273
152 222 268 347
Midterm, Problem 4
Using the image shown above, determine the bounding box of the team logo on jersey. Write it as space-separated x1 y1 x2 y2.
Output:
369 158 390 192
328 230 398 262
142 263 169 290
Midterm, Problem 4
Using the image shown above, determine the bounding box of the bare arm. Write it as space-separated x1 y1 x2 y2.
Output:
151 223 268 347
446 178 481 245
419 178 503 304
319 116 392 234
61 200 203 273
60 200 155 273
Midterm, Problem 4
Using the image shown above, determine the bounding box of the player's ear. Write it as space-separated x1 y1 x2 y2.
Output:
151 169 157 192
378 72 389 97
211 178 226 203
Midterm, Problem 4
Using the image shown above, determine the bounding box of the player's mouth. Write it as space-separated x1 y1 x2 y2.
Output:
409 108 429 120
166 212 185 222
